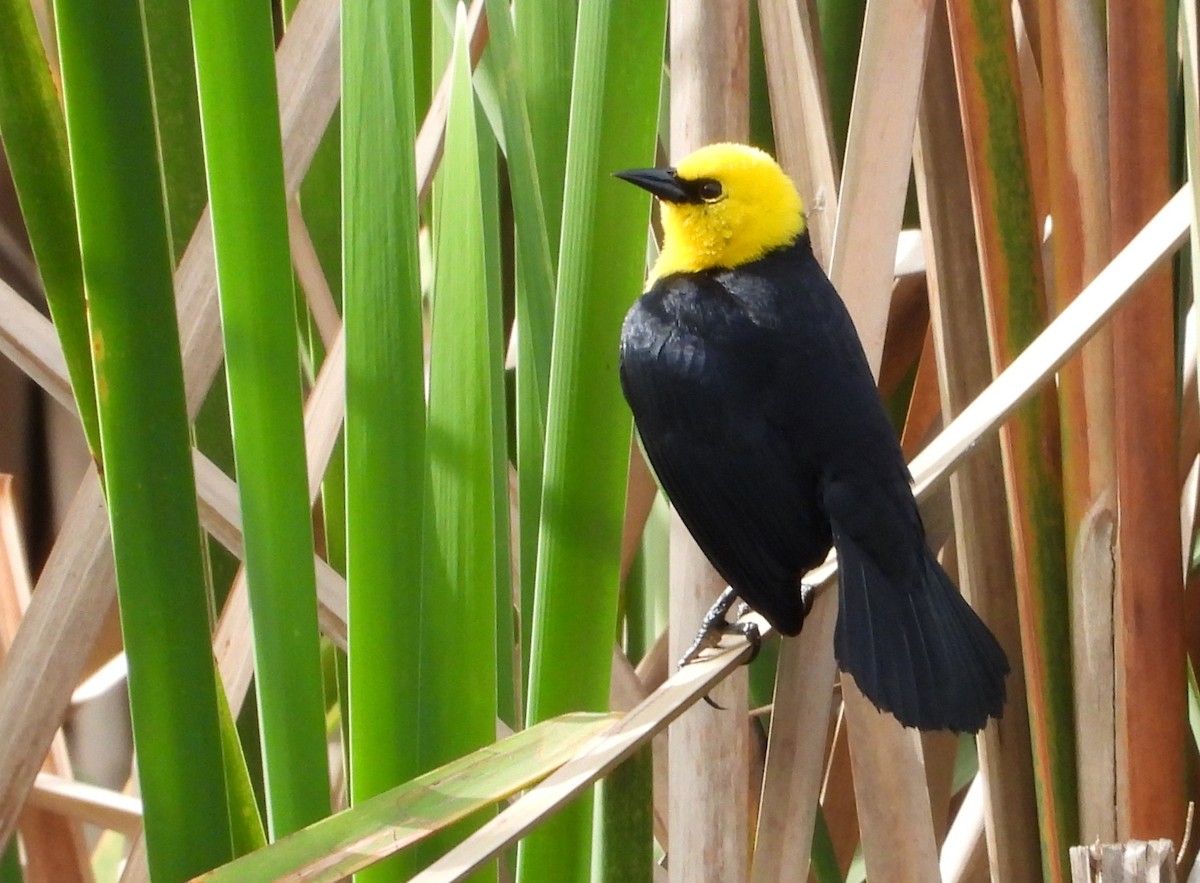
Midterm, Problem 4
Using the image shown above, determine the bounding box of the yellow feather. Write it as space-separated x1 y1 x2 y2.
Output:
649 143 806 284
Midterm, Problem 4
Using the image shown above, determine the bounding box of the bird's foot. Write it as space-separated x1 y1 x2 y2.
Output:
731 600 765 656
728 618 762 664
678 587 762 669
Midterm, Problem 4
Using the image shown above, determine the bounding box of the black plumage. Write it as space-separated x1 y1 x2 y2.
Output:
619 233 1009 733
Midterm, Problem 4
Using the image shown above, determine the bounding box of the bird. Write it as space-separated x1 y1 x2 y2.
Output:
614 143 1009 733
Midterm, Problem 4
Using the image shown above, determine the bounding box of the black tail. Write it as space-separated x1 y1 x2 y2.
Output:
833 538 1009 733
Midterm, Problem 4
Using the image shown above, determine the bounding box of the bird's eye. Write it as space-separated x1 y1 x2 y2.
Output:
696 179 723 201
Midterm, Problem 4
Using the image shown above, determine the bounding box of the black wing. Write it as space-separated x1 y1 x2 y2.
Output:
619 270 830 634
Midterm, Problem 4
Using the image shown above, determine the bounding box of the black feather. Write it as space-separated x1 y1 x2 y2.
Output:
619 234 1009 732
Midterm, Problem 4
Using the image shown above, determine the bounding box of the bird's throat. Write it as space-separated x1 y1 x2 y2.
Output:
648 196 805 284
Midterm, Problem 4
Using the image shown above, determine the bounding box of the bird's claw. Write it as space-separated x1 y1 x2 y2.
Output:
731 619 762 663
678 587 762 670
678 624 723 668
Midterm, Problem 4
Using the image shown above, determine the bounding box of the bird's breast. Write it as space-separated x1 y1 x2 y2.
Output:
623 316 709 385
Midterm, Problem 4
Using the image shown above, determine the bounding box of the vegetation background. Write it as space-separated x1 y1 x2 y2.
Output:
0 0 1196 880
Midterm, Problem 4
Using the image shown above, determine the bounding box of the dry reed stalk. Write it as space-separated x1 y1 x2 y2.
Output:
899 326 944 461
901 328 959 851
1015 0 1043 71
757 0 838 265
1108 0 1186 842
616 441 668 846
1185 0 1200 381
827 0 934 373
812 707 856 881
0 475 93 881
914 3 1043 880
286 198 341 349
1181 0 1200 628
28 773 142 837
1035 0 1118 845
824 2 944 879
751 599 840 883
921 727 960 846
946 0 1082 876
1013 1 1050 230
0 465 110 853
619 443 658 587
119 834 147 883
939 774 989 883
755 0 945 877
666 1 752 879
751 2 843 876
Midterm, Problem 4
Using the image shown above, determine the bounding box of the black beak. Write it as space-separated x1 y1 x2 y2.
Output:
613 167 695 203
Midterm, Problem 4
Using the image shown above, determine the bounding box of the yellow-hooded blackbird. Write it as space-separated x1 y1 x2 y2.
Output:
615 143 1008 733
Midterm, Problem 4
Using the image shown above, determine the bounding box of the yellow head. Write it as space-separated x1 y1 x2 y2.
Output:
616 143 805 283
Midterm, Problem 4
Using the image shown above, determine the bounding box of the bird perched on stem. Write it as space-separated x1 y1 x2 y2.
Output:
615 143 1008 733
